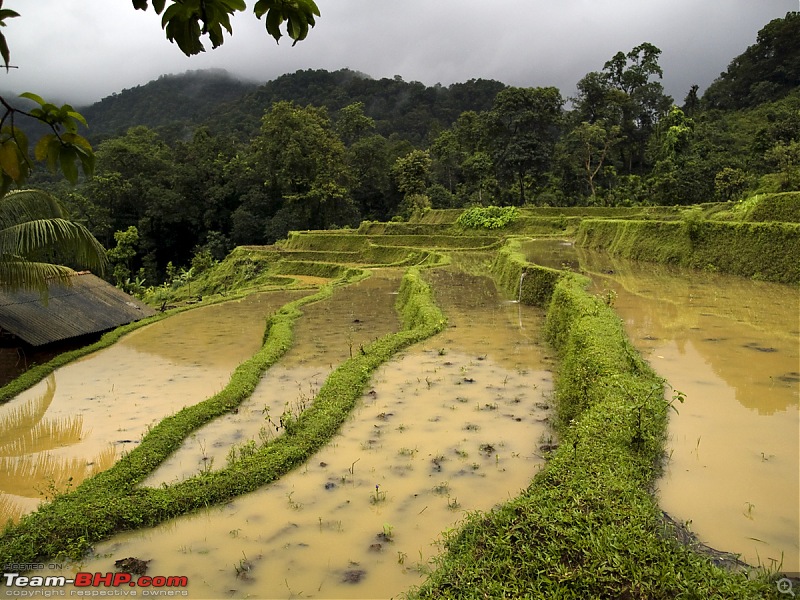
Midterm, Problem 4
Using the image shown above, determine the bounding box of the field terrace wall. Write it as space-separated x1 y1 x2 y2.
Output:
576 218 800 285
491 238 568 307
277 231 488 266
357 222 459 236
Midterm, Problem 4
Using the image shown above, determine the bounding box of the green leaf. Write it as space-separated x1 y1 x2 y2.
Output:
34 134 57 162
45 139 60 173
252 0 274 19
75 146 96 179
0 32 9 71
7 127 28 161
222 0 246 11
19 92 47 106
131 0 148 10
61 133 93 153
0 8 20 25
59 146 79 184
0 140 20 181
66 111 89 128
265 7 283 43
305 0 321 18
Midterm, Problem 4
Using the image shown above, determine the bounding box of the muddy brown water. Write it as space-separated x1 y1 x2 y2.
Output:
38 267 554 599
523 239 800 573
145 270 404 484
0 291 305 523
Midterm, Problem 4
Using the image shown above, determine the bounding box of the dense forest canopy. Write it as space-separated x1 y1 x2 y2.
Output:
17 12 800 288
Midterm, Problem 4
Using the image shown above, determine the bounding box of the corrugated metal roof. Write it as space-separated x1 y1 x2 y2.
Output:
0 273 157 346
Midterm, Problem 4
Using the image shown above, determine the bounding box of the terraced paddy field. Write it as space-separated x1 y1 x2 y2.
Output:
0 201 796 598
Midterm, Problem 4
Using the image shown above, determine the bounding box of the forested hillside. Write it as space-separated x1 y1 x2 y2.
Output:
79 69 260 142
28 12 799 290
76 67 506 146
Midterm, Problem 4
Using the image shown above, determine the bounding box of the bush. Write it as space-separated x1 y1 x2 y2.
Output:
456 205 520 229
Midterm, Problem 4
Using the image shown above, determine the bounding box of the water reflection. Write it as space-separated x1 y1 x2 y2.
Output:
0 291 305 523
0 375 116 522
523 238 800 572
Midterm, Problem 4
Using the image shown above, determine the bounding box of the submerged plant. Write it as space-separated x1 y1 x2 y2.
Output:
370 484 387 504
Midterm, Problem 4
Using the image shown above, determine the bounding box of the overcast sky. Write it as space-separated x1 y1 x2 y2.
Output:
2 1 796 107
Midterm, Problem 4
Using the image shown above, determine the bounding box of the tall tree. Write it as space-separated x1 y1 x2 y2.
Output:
601 43 673 174
250 101 354 236
565 120 623 202
485 87 564 205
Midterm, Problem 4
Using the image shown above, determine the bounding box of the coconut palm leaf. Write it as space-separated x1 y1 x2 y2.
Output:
0 259 75 295
0 189 107 297
0 190 65 228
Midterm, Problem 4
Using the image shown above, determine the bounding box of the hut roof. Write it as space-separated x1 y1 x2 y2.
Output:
0 272 156 346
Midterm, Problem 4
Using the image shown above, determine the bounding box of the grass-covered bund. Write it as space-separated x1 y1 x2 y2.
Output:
1 195 796 597
410 252 778 599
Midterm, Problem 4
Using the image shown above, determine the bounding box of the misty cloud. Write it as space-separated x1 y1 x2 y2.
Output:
1 0 795 106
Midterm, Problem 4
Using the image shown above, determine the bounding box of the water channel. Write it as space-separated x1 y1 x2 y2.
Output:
37 267 554 599
522 239 800 573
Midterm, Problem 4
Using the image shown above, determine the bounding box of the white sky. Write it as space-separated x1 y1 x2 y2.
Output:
1 1 796 106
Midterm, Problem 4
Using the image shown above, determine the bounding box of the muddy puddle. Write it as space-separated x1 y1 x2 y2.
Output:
145 270 404 485
524 239 800 572
46 268 554 599
0 291 305 523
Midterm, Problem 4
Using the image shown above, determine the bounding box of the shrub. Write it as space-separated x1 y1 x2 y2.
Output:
456 205 520 229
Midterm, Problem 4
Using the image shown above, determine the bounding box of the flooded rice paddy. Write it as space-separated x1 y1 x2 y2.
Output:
39 268 554 599
145 270 403 485
524 239 800 572
0 291 304 523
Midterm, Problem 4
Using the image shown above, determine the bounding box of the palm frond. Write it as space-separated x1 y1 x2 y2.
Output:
0 190 65 229
1 218 107 274
0 189 108 301
0 257 75 295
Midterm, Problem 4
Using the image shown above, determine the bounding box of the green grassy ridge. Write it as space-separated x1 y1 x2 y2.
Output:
576 218 800 285
0 278 339 560
410 206 692 226
410 273 776 599
410 209 466 224
364 234 499 249
274 246 443 267
505 215 582 236
280 231 371 251
490 238 567 307
166 252 360 301
282 230 499 250
706 193 800 223
170 245 284 299
270 259 363 279
0 268 446 563
357 222 459 236
747 192 800 222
